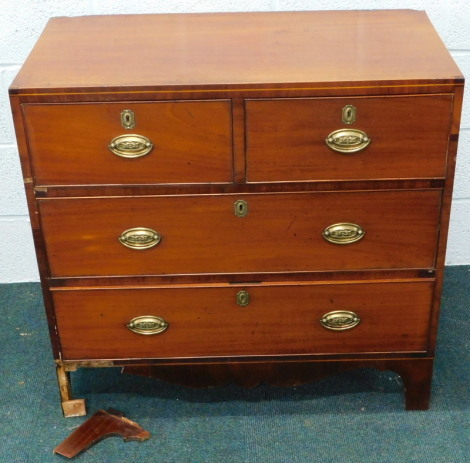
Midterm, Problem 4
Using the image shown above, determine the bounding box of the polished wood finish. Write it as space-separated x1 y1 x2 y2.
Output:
9 95 61 358
32 179 445 198
53 409 150 458
50 270 435 288
39 190 441 277
122 358 434 410
427 84 465 355
53 281 433 359
23 101 233 185
10 10 462 94
9 11 463 414
246 95 452 182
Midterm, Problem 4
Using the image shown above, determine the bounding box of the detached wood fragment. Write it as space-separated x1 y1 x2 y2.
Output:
53 408 150 458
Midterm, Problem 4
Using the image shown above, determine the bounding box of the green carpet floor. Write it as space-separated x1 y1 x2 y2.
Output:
1 267 469 462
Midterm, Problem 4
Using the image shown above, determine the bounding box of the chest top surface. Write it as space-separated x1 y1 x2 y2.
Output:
10 9 462 94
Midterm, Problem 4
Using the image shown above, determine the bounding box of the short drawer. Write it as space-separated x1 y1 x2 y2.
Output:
22 100 233 185
39 190 441 277
53 280 434 360
246 95 452 182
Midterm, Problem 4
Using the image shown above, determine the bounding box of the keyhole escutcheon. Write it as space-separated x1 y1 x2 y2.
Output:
121 109 136 129
342 104 356 124
234 200 248 218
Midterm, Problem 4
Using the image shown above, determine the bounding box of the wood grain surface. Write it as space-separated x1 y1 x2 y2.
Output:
10 10 462 93
53 280 434 360
39 190 441 277
23 100 232 185
246 94 452 182
121 358 434 410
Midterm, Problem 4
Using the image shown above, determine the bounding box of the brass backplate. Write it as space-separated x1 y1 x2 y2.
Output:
325 128 370 154
320 310 361 331
119 227 161 250
323 223 365 245
127 315 169 335
109 134 153 158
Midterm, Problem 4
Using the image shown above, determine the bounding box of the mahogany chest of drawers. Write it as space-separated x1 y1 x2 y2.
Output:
10 10 464 417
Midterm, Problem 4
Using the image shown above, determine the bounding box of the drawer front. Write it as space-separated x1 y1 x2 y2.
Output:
53 281 434 360
246 95 452 182
39 190 441 277
22 100 233 185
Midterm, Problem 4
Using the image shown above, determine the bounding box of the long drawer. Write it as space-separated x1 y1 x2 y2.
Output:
53 280 434 360
39 190 441 277
22 100 233 185
246 95 453 182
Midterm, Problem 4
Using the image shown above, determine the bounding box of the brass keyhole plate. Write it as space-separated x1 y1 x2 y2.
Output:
234 200 248 218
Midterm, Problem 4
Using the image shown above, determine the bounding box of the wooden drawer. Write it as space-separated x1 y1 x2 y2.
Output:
246 95 453 182
39 190 441 277
53 281 434 360
22 100 233 185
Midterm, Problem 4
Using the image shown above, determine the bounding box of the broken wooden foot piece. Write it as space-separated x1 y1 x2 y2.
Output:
56 362 87 418
61 399 87 418
53 408 151 458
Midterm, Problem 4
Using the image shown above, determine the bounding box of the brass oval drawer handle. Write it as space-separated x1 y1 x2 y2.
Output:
323 222 365 245
127 315 169 335
325 128 370 154
109 134 153 158
119 227 161 250
320 310 360 331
